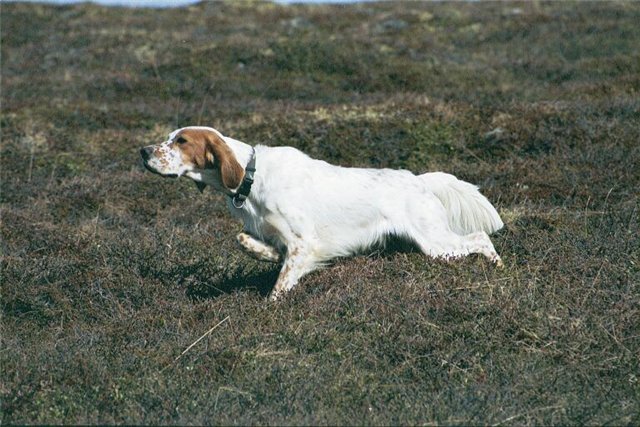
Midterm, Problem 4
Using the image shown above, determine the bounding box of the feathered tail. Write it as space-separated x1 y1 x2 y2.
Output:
420 172 504 235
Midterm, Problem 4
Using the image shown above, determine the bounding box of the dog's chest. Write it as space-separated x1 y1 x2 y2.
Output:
229 200 285 248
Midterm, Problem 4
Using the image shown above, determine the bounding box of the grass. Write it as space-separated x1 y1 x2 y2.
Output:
1 0 639 425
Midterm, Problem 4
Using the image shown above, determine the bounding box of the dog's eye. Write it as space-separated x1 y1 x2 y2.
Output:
175 136 187 144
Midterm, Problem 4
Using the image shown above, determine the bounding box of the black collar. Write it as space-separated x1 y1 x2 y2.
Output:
231 148 256 208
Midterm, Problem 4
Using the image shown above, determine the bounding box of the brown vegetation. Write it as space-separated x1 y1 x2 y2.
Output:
1 1 639 424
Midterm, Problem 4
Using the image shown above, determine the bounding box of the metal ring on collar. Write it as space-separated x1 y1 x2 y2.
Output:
232 196 246 209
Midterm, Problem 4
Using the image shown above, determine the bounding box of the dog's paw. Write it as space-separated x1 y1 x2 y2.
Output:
268 290 282 302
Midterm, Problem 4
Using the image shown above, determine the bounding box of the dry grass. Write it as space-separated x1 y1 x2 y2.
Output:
1 1 639 425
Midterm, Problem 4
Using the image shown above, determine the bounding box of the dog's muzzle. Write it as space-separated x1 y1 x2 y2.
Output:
140 146 179 178
140 146 157 174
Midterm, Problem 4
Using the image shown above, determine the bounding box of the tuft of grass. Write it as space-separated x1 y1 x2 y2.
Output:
2 1 639 425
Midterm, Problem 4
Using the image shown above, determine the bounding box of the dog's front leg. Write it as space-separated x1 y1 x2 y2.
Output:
269 244 318 301
236 232 281 263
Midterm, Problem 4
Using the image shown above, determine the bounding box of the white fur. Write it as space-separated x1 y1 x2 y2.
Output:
419 172 504 235
143 126 504 300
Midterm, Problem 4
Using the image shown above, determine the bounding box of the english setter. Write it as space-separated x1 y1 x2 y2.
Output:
141 126 503 300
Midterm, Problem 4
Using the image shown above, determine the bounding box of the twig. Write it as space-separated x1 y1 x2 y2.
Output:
28 144 35 183
598 186 615 229
197 82 215 126
174 316 230 362
492 405 563 426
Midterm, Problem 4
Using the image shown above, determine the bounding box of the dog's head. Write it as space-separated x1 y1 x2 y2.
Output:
140 127 244 192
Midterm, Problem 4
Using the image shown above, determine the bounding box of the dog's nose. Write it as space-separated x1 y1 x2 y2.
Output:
140 146 153 161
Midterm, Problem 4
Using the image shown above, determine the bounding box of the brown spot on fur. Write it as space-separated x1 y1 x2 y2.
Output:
175 129 244 190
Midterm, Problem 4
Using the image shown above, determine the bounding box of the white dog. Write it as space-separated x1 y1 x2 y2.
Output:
141 126 504 300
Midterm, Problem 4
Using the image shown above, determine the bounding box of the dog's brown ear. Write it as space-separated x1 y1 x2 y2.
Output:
205 133 244 190
194 181 207 193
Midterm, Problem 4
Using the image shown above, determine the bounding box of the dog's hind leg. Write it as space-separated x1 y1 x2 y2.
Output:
410 228 503 267
404 196 503 267
458 231 503 267
236 232 282 263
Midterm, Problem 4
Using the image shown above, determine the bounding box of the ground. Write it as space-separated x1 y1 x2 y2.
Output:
1 1 639 425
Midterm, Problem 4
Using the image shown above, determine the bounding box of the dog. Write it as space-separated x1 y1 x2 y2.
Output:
140 126 504 300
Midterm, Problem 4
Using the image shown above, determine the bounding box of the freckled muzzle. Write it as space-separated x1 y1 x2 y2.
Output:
139 145 179 178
